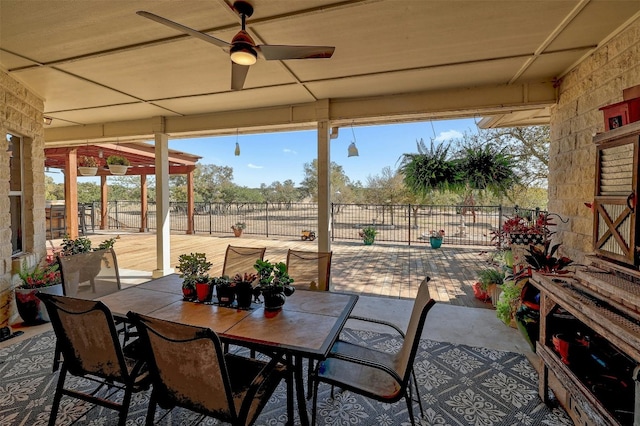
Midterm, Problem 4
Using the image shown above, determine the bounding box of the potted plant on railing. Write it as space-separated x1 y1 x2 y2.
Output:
359 226 378 245
78 155 99 176
231 272 258 309
176 252 212 301
106 155 130 175
254 259 295 310
231 222 246 237
15 257 63 324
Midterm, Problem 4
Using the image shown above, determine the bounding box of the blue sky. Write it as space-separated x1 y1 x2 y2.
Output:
48 118 479 187
167 118 478 188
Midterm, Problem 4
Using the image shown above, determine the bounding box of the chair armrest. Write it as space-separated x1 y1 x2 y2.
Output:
324 351 403 384
346 315 405 337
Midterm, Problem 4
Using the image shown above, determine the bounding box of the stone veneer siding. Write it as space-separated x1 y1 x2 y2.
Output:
0 70 47 327
549 17 640 265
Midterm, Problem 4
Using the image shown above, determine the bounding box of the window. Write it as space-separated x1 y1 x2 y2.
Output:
7 133 23 255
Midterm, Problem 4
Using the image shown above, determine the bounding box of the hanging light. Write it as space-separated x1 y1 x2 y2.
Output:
234 129 241 156
348 122 359 157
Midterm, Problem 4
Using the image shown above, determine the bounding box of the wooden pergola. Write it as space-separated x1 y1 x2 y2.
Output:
45 141 201 239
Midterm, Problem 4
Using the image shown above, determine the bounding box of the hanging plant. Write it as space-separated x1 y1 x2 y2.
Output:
78 155 99 176
106 155 130 175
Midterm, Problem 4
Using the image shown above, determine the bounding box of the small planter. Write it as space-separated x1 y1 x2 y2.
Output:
216 285 235 306
14 284 63 325
195 282 213 303
472 282 490 302
363 237 375 245
508 233 544 246
429 237 443 249
182 287 196 301
235 284 254 309
233 228 243 237
108 164 129 175
78 166 98 176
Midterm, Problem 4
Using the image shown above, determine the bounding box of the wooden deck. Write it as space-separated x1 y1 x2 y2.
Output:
55 232 494 309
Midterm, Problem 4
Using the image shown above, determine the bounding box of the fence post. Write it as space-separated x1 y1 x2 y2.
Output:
114 200 119 229
498 204 503 247
265 202 269 238
408 204 411 246
331 203 335 241
208 202 212 235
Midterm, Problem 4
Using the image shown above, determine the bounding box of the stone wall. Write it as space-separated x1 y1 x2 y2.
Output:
0 70 47 327
549 17 640 264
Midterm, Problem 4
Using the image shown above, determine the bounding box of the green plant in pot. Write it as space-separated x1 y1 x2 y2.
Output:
231 222 246 237
106 155 130 175
474 267 504 303
212 275 234 306
231 272 258 309
359 226 378 245
254 259 295 310
176 252 212 301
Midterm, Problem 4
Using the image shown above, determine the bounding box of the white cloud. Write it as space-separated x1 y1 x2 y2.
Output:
247 163 263 169
434 130 463 142
283 148 297 154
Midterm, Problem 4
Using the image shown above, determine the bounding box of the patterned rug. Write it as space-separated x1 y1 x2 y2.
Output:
0 329 572 426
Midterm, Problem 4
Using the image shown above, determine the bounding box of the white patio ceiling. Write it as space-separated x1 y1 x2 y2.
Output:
2 0 639 145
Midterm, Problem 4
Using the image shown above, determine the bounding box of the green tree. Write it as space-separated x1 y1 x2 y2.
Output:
45 176 64 200
300 159 354 203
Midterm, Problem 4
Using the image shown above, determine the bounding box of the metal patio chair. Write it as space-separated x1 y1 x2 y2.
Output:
37 293 149 426
222 245 267 278
311 280 436 426
127 311 292 426
285 249 332 291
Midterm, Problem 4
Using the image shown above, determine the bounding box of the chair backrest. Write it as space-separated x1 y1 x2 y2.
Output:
37 293 131 382
127 312 238 422
222 245 266 278
395 278 435 384
58 248 121 298
286 249 332 291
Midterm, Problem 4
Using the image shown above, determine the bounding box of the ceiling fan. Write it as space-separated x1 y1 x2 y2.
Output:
137 1 335 91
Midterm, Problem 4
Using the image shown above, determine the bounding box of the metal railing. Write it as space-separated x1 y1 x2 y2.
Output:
90 201 545 246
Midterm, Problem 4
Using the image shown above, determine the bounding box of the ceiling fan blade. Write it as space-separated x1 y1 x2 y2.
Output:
137 11 230 49
258 45 335 61
231 62 250 90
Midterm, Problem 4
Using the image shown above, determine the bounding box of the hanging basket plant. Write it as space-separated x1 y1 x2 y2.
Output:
78 155 99 176
106 155 130 175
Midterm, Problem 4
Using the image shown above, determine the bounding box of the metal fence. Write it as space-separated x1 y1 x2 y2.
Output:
89 201 545 246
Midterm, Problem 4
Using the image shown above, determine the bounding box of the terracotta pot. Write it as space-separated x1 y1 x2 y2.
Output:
472 282 490 302
233 229 243 237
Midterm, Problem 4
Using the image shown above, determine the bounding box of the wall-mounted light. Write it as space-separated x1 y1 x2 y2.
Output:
348 123 359 157
43 116 53 125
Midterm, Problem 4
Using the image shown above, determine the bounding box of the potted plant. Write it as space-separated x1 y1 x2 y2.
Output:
231 272 258 309
429 229 445 249
78 155 99 176
57 236 117 295
212 275 234 306
359 226 378 245
15 257 63 324
231 222 246 237
254 259 295 310
106 155 130 175
474 267 505 305
176 252 212 301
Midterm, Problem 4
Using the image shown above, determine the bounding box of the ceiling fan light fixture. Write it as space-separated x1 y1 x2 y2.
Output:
230 40 257 65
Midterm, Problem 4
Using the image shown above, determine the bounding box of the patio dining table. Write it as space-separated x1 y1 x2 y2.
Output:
97 273 358 426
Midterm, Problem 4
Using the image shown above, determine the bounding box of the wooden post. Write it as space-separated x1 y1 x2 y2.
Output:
64 149 79 239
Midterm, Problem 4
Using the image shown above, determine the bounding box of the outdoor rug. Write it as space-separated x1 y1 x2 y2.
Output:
0 329 572 426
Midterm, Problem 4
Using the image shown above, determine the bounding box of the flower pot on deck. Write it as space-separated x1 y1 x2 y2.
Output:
15 284 63 325
429 237 443 249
